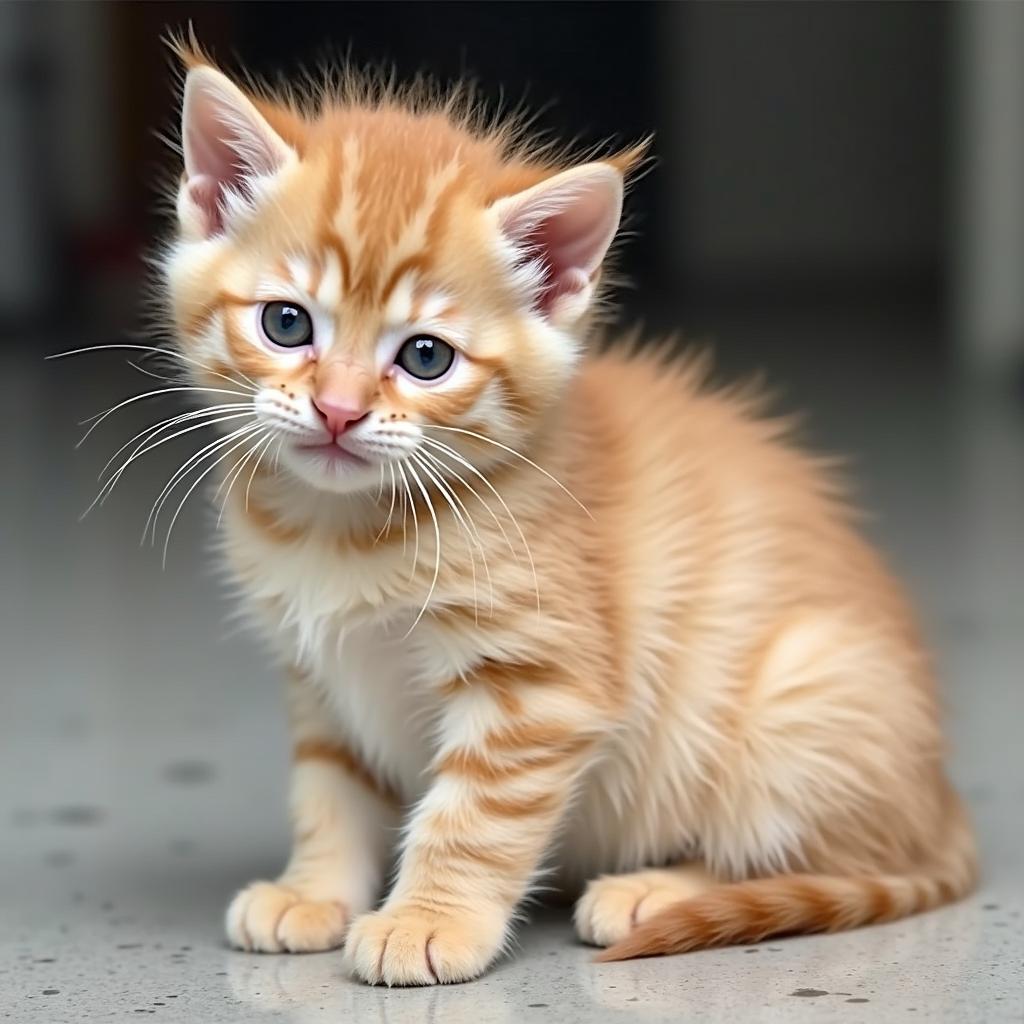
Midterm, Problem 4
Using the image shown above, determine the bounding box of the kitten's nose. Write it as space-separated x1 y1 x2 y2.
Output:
313 397 370 437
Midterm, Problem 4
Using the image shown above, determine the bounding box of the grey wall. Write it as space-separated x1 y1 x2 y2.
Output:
662 2 947 295
951 1 1024 374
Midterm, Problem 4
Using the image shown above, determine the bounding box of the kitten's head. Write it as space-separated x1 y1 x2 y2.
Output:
164 49 644 496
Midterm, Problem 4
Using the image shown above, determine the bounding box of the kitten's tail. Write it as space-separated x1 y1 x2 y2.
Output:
596 816 977 962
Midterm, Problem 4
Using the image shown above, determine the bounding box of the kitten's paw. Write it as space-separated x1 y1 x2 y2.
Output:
344 901 505 986
574 867 713 947
226 881 349 953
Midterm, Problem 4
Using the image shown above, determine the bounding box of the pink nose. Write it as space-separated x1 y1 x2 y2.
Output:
313 397 370 437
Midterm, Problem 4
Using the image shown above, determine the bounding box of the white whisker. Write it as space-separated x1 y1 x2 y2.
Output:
97 402 253 485
87 409 255 516
403 462 441 638
162 428 269 567
77 385 255 445
46 343 260 393
215 432 270 526
126 359 179 384
396 460 420 583
143 423 263 545
419 444 518 563
375 463 398 544
412 452 493 620
421 437 540 614
399 469 409 557
244 433 277 512
423 424 592 519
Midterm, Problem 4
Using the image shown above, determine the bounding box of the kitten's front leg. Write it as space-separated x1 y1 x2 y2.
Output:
227 670 399 953
345 667 599 985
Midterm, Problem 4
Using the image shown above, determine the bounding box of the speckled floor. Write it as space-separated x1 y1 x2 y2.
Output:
3 309 1022 1022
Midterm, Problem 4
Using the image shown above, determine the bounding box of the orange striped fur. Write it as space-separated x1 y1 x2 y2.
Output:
157 41 975 984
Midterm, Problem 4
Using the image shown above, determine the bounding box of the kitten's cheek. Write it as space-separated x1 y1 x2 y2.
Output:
344 901 507 986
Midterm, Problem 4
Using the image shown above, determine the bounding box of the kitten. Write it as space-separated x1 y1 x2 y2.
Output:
154 44 976 985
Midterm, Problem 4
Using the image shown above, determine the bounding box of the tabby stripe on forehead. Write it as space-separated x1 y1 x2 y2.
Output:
379 253 431 308
306 251 324 299
318 231 352 297
293 738 399 805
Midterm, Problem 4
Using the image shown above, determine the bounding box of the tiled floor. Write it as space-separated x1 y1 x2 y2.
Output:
3 308 1022 1022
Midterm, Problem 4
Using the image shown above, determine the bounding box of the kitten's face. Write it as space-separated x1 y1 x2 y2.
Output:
165 65 628 497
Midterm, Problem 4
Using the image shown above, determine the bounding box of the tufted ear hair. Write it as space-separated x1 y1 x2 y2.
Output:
179 65 296 237
491 162 624 327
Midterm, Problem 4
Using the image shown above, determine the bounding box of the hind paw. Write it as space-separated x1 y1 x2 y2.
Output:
574 866 713 947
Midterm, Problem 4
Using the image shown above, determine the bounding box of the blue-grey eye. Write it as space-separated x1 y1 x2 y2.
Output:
261 302 313 348
396 335 455 381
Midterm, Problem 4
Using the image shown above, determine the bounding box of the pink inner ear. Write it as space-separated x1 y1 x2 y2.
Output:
186 174 224 235
181 70 292 238
523 214 597 313
185 111 259 231
499 168 621 316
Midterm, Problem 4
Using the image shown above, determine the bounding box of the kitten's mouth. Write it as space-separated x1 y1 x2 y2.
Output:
296 441 371 468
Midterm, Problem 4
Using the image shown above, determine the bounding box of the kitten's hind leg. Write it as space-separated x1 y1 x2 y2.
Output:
574 864 716 948
226 670 399 953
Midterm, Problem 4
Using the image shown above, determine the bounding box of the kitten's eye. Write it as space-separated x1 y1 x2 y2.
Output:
395 335 455 381
261 302 313 349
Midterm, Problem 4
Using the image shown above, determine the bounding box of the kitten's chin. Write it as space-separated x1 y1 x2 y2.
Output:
278 446 384 495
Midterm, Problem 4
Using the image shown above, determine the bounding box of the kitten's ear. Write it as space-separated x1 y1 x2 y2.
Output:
179 66 295 238
492 163 624 327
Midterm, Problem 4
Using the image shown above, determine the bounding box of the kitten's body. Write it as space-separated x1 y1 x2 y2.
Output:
157 47 974 984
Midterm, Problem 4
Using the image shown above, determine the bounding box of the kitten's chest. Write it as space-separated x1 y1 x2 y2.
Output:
313 621 437 804
227 526 450 801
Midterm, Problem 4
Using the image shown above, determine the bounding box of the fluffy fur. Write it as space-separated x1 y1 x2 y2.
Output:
152 42 976 985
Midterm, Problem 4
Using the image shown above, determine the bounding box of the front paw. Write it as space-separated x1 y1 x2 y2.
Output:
226 881 349 953
344 901 506 985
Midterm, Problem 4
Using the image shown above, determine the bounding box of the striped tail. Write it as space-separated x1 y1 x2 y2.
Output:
596 831 977 962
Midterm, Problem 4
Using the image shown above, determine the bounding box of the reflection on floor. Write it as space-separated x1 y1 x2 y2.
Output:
3 305 1022 1022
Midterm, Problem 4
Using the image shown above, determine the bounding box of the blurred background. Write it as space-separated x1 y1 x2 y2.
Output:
2 1 1023 373
2 4 1022 1021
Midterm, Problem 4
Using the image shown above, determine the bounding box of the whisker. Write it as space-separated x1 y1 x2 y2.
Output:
144 423 263 545
46 342 260 394
126 359 180 384
422 424 592 519
402 462 441 638
162 428 269 567
244 433 277 512
215 432 270 526
396 460 420 583
419 444 518 564
375 463 398 544
77 385 255 445
420 437 540 614
413 454 477 620
97 403 254 485
88 410 255 516
399 468 409 557
419 450 501 617
412 452 493 621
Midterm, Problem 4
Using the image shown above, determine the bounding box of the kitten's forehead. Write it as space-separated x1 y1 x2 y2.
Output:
261 257 457 331
305 127 472 309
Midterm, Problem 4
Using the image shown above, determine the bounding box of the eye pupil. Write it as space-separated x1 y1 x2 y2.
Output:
261 301 313 349
397 335 454 381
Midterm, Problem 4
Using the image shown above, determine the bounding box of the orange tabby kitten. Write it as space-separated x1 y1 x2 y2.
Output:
155 44 976 984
